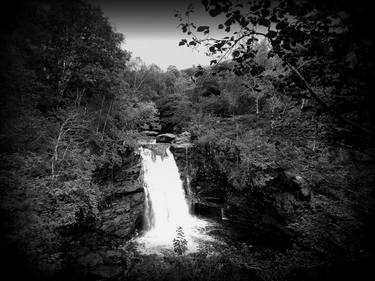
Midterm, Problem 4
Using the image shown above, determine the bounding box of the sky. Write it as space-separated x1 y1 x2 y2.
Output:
88 0 223 71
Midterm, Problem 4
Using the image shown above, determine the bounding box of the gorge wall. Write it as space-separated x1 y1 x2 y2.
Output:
95 148 144 238
169 128 374 279
52 147 145 280
171 136 323 249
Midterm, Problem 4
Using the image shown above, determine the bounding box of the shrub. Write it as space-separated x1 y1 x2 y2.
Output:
173 227 188 255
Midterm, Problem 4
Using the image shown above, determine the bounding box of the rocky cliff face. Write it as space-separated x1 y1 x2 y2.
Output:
95 148 145 238
170 135 313 248
171 143 226 211
55 147 145 280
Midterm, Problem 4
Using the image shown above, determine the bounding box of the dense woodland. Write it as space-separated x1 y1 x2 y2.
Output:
0 0 375 280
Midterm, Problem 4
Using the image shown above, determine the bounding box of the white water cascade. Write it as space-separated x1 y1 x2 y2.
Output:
136 145 211 254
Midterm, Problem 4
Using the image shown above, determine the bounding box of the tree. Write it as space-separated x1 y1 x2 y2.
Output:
0 1 150 276
167 65 181 79
173 227 188 255
176 0 375 138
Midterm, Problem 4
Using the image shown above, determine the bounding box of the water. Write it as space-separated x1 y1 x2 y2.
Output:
136 144 213 254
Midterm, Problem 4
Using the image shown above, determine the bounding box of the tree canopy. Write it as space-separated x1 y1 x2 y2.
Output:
176 0 375 138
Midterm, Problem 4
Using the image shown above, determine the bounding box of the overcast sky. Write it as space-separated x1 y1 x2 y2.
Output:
88 0 224 70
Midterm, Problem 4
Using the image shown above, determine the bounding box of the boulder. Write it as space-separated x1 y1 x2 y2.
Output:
141 130 159 137
283 170 312 200
156 133 176 143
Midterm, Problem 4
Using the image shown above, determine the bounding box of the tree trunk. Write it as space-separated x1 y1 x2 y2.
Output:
51 117 71 177
97 95 105 132
101 100 113 140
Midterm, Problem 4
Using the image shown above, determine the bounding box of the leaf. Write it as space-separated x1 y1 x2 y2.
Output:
270 14 277 22
259 18 271 27
232 50 240 58
276 21 287 30
268 52 275 58
178 39 187 46
210 59 217 65
194 71 204 77
218 24 224 29
197 26 209 32
261 8 270 17
267 30 277 38
209 8 221 17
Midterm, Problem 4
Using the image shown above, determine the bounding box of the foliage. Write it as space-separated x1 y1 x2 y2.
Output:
0 0 159 276
125 242 274 281
1 1 374 280
156 91 193 132
173 227 188 255
176 0 375 141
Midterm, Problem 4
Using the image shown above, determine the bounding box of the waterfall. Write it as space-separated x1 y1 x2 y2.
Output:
136 144 211 253
142 145 193 234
